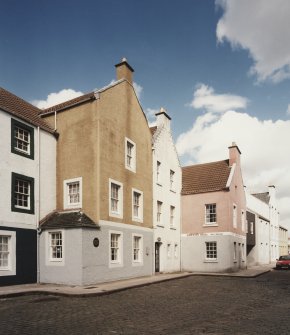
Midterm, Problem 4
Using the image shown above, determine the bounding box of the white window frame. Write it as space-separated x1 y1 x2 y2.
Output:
63 177 82 209
170 205 175 228
109 231 123 267
109 179 123 219
205 241 217 261
48 230 64 265
15 125 31 155
233 204 237 228
132 234 143 265
157 201 163 225
205 204 217 225
0 231 16 276
14 178 31 210
132 188 143 223
125 137 136 172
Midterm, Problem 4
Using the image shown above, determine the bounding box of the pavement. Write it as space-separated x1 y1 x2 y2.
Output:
0 263 275 298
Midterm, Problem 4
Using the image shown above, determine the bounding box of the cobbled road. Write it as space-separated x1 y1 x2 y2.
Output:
1 270 290 335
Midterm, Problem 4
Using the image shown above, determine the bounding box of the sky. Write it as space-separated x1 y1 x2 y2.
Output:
1 0 290 231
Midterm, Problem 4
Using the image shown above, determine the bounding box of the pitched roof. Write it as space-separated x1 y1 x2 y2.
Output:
40 91 96 115
252 192 270 204
0 87 55 134
40 211 100 230
182 159 231 195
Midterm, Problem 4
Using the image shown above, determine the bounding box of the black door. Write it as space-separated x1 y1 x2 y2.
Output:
155 242 160 272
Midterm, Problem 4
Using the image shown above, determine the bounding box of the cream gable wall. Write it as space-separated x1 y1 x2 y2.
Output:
152 113 181 272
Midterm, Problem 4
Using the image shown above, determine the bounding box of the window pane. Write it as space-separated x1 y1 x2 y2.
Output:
15 126 30 154
68 182 80 204
111 233 120 261
14 179 30 208
50 232 62 259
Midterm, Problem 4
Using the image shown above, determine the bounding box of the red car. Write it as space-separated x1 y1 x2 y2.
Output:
276 255 290 270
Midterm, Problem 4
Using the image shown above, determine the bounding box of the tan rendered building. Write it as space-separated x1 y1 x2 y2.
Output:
39 60 153 285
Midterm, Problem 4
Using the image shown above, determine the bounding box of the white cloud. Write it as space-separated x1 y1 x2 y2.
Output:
176 109 290 230
216 0 290 83
190 84 248 113
133 82 143 100
32 89 84 109
145 108 159 126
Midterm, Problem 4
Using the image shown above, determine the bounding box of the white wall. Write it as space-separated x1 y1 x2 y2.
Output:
39 129 56 220
181 233 246 272
0 110 56 229
40 221 153 285
246 189 279 263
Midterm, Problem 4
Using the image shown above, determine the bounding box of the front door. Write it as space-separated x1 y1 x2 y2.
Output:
155 242 160 272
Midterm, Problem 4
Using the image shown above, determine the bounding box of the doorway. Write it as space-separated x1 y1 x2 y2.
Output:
155 242 161 272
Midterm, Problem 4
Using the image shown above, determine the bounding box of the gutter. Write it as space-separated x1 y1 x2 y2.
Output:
40 95 97 117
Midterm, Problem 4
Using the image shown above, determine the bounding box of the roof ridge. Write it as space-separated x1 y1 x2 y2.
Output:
182 159 229 169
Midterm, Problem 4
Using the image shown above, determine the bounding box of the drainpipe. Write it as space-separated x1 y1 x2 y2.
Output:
36 126 40 283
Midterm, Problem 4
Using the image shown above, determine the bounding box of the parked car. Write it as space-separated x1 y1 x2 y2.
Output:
276 255 290 270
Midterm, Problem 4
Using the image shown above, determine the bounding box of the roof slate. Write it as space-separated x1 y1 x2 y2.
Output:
0 87 55 134
252 192 270 204
40 91 96 115
182 159 231 195
40 211 100 230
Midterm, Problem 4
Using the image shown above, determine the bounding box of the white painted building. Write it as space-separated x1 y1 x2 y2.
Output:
151 109 181 273
0 87 56 285
246 191 271 266
246 186 279 265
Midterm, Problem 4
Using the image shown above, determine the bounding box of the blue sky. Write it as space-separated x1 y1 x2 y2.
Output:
1 0 290 229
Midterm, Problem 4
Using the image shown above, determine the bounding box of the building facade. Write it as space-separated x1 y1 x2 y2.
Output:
246 191 271 266
279 225 288 256
151 109 181 273
252 186 280 262
181 143 247 273
0 88 56 285
39 60 154 285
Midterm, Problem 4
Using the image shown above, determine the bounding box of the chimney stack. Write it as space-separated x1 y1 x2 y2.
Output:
155 107 171 130
228 142 241 166
115 57 134 84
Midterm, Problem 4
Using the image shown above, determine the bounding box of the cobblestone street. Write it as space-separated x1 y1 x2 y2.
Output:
1 270 290 335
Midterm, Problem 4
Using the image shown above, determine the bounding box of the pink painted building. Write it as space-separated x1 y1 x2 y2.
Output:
181 143 247 273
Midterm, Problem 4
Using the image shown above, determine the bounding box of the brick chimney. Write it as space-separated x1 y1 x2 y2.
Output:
155 107 171 130
228 142 241 166
115 57 134 84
